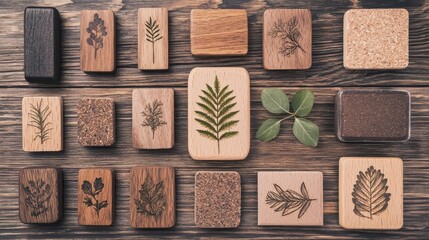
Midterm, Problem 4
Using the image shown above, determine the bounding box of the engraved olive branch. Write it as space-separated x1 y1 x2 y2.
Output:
141 100 167 139
145 17 163 63
82 177 108 217
134 175 166 216
22 179 52 217
86 13 107 60
268 17 307 57
28 99 53 144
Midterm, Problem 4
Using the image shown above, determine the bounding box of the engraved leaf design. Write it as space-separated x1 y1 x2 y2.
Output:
195 75 239 154
22 179 52 216
141 99 167 139
266 182 315 218
86 13 107 59
145 17 163 63
352 166 391 219
81 177 108 217
268 17 306 57
28 99 53 144
134 175 166 216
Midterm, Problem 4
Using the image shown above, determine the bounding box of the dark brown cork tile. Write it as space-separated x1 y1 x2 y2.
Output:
335 90 410 142
195 171 241 228
77 98 115 146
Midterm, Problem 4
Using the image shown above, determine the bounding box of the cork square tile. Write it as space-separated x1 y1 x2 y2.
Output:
78 168 115 226
132 89 174 149
258 172 323 226
339 157 403 229
188 67 250 160
344 9 409 69
263 9 312 70
77 98 115 146
190 9 248 56
195 171 241 228
22 97 63 152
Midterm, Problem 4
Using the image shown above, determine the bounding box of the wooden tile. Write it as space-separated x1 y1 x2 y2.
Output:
22 97 63 152
78 168 115 226
24 7 61 83
195 171 241 228
263 9 312 70
132 89 174 149
190 9 248 56
344 9 409 69
258 171 323 226
130 166 175 228
188 67 250 160
19 167 62 224
138 8 169 70
339 157 403 229
80 10 115 72
77 98 115 146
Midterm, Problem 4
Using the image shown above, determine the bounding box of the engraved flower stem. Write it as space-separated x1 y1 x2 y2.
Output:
88 192 101 216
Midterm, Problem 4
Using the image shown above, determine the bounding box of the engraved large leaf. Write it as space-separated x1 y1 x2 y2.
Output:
352 166 391 219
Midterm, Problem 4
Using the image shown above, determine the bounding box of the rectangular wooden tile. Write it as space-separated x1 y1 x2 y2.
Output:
78 168 115 226
80 10 115 72
263 9 312 70
339 157 403 229
138 8 168 70
258 171 323 226
188 67 250 160
19 167 62 224
24 7 61 83
22 97 63 152
132 89 174 149
190 9 248 56
130 166 175 228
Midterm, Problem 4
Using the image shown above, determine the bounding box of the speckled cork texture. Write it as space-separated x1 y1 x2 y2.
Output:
77 98 115 146
195 171 241 228
344 9 409 69
335 90 410 142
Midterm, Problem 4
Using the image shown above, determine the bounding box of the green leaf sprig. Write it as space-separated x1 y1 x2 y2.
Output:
256 89 319 147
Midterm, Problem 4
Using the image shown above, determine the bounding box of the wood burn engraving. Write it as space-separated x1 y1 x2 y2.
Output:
22 179 52 217
86 13 108 59
141 99 167 139
81 177 109 217
145 17 163 63
134 175 166 216
268 17 306 57
28 99 53 144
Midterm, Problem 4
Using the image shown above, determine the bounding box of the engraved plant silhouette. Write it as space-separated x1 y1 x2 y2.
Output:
352 166 391 219
134 175 165 216
266 182 315 218
145 17 163 63
82 177 108 217
268 17 307 57
22 179 52 217
195 75 239 154
28 99 53 144
141 100 167 139
86 13 108 59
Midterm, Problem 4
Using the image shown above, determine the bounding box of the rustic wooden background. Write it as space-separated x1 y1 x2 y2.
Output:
0 0 428 239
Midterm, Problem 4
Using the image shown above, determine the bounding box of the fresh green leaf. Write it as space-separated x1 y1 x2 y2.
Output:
292 89 314 117
261 88 290 114
292 118 319 147
256 118 282 141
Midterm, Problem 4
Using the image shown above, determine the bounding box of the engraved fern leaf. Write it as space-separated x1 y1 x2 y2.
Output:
145 17 163 63
28 99 53 144
195 75 239 154
352 166 391 219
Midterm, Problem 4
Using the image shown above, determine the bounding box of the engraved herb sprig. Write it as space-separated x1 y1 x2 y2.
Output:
86 13 107 59
22 179 52 216
256 89 319 147
82 177 108 217
134 175 165 216
145 17 163 63
268 17 306 57
28 99 53 144
141 100 167 139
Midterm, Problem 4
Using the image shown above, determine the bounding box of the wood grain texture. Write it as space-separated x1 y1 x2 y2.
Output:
190 9 248 56
339 157 403 230
138 8 169 70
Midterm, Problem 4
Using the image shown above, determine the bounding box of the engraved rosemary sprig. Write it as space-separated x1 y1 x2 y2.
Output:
28 99 53 144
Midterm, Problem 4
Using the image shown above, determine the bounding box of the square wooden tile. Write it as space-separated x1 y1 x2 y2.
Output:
132 89 174 149
19 167 62 224
188 67 250 160
190 9 248 56
339 157 403 229
263 9 312 70
22 97 63 152
258 172 323 226
130 166 175 228
344 9 408 69
138 8 169 70
80 10 115 72
195 171 241 228
77 98 115 146
78 168 115 226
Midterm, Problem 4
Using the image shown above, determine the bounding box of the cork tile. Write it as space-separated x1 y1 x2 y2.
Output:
263 9 312 70
258 171 323 226
22 97 63 152
190 9 248 56
339 157 403 230
132 89 174 149
188 67 250 160
138 8 169 70
344 9 409 69
77 98 115 146
130 166 175 228
195 171 241 228
78 168 115 226
80 10 115 72
19 167 62 224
